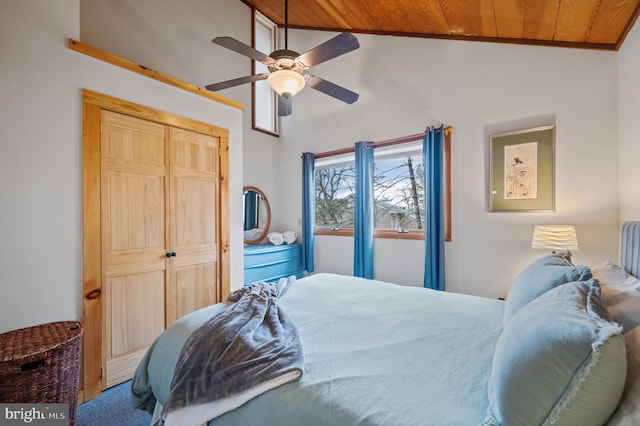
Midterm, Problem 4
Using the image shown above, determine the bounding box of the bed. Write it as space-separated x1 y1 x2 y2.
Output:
131 222 640 425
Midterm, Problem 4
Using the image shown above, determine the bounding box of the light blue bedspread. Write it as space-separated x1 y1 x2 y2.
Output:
132 273 505 425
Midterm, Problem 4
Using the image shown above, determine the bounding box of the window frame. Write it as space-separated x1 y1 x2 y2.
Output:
313 132 452 241
251 9 278 136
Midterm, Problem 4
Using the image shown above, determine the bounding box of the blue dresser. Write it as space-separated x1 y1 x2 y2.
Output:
243 243 304 285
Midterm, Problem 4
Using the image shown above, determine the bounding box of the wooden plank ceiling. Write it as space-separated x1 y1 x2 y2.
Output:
241 0 640 50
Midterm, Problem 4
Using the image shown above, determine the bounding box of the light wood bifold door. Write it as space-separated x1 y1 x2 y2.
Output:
168 127 219 323
100 110 220 389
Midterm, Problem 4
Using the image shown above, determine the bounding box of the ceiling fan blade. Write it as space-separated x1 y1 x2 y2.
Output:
205 74 268 91
212 37 275 65
305 75 359 104
278 94 293 117
296 32 359 68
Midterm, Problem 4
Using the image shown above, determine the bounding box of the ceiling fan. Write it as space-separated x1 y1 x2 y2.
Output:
205 0 360 116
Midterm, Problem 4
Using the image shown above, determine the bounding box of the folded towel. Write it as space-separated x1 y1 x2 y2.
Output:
244 228 263 240
268 232 284 245
283 231 297 244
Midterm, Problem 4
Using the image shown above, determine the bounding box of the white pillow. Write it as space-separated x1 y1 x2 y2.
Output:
593 261 640 333
605 326 640 425
594 261 640 288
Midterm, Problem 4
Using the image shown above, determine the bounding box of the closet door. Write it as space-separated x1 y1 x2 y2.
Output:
82 90 230 399
101 111 167 388
100 112 221 388
167 127 219 324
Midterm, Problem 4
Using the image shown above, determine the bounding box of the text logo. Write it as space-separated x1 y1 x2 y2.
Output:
0 404 68 425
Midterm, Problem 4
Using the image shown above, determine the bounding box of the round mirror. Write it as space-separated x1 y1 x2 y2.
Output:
243 186 271 244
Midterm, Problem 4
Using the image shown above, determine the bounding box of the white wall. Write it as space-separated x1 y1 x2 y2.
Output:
276 30 621 297
618 20 640 224
80 0 280 220
0 0 244 333
1 1 632 340
80 3 625 298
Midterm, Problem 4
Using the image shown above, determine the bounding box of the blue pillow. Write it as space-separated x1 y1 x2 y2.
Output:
503 251 591 325
484 280 627 426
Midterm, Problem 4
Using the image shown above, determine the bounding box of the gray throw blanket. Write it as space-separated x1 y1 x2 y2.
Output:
159 277 304 426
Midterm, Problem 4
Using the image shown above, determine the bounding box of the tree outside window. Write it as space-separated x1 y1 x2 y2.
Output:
315 145 424 232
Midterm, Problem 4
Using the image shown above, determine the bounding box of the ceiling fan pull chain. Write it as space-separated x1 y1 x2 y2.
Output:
284 0 289 50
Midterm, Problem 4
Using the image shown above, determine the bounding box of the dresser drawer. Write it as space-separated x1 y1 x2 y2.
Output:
244 244 303 285
244 244 301 267
244 258 302 284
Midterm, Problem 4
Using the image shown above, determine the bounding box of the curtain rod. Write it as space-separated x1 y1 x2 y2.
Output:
309 126 453 159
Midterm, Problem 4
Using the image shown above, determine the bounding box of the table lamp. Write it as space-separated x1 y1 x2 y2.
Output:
531 225 579 254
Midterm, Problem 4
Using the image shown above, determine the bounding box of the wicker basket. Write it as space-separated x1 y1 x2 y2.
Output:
0 321 83 425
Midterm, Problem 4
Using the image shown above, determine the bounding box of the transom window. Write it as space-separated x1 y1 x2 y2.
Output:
252 10 278 135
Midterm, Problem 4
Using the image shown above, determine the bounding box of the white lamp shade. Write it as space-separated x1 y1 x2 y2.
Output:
531 225 579 251
267 70 305 96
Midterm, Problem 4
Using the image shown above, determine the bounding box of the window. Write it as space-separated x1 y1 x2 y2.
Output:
314 143 427 239
252 10 278 135
372 143 424 232
315 153 356 229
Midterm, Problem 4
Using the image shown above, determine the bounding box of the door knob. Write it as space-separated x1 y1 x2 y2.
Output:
166 251 177 257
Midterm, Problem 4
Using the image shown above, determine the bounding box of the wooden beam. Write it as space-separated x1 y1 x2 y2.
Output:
68 39 244 111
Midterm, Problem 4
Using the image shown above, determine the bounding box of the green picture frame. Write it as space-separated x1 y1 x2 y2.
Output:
489 125 555 212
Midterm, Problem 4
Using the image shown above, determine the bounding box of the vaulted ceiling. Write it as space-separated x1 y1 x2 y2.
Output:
241 0 640 50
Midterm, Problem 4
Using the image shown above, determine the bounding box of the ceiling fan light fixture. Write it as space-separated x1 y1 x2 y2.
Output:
267 69 305 97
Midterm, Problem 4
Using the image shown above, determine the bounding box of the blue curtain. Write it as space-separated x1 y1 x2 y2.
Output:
423 126 445 290
301 152 315 273
354 141 374 279
243 190 257 231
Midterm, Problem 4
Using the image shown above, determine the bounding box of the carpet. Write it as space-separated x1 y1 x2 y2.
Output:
76 380 151 426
